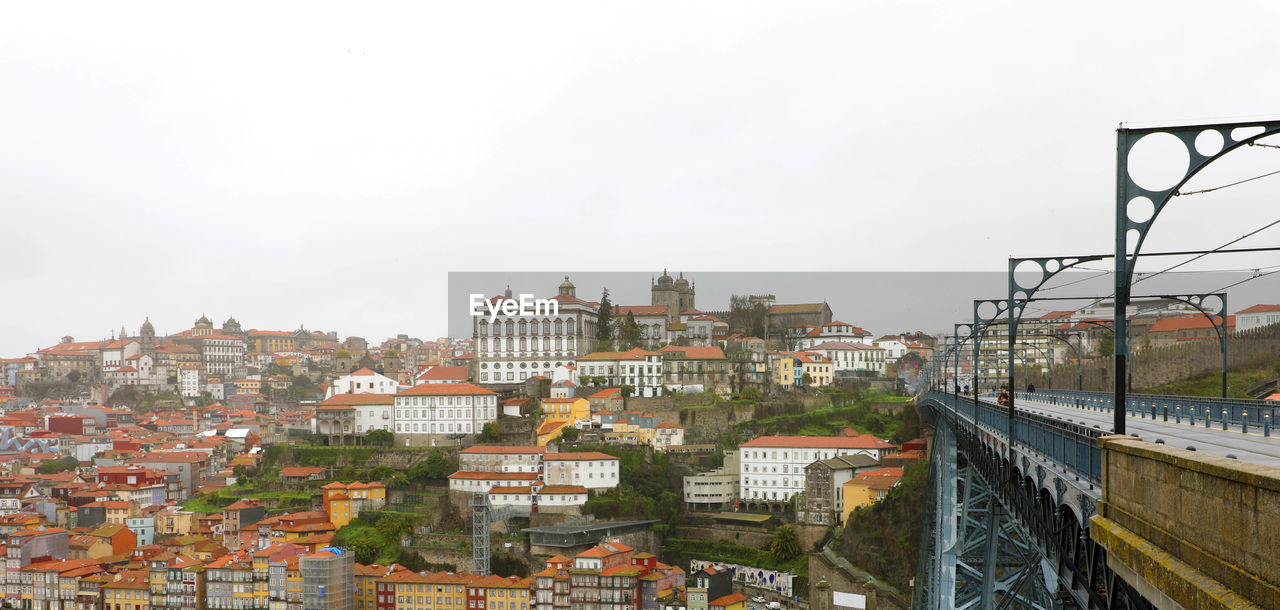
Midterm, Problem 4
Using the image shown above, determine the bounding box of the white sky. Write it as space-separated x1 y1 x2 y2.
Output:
4 1 1280 354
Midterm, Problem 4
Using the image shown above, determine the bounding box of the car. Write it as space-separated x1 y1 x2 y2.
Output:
767 602 783 610
751 597 766 604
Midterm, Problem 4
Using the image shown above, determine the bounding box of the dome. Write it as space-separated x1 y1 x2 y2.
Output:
559 275 575 289
675 272 689 288
656 269 674 287
196 315 211 326
225 315 238 326
141 318 154 332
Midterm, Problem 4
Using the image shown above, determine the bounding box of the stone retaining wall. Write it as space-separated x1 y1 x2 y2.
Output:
1093 435 1280 609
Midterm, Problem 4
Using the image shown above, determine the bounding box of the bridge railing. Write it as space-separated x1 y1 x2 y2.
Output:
923 391 1103 485
1023 389 1280 428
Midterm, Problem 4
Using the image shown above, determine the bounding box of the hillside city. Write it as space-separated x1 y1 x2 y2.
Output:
0 273 1276 610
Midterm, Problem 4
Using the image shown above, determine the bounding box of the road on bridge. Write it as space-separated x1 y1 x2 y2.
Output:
1013 393 1280 466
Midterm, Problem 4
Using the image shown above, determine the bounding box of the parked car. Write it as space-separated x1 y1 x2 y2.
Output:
751 597 766 604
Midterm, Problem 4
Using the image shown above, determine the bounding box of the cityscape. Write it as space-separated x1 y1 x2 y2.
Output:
5 3 1280 609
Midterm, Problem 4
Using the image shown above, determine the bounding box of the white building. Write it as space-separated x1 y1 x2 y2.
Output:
541 451 620 490
198 334 246 376
576 348 665 397
653 423 685 452
1236 304 1280 332
393 382 499 445
738 435 895 502
871 335 911 361
807 341 886 375
179 366 203 398
327 368 400 397
448 471 542 494
797 321 873 350
486 484 588 509
474 279 598 386
458 445 546 473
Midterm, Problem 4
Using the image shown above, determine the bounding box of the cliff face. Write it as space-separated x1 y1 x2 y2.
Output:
836 463 928 592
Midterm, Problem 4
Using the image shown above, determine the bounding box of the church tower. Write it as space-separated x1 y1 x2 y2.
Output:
140 318 157 359
559 275 576 298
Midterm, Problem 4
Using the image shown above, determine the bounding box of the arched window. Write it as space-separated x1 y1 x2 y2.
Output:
520 337 526 351
543 319 552 335
555 319 564 335
479 338 487 352
506 338 513 352
505 320 514 335
566 319 575 334
479 320 488 336
556 337 563 350
519 320 527 335
530 320 539 335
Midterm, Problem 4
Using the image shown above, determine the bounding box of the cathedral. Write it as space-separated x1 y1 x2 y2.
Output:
651 270 695 323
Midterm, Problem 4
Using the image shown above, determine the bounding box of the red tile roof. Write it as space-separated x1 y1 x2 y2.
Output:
741 435 894 449
543 452 617 461
415 366 469 380
459 446 544 455
448 472 540 481
317 394 394 407
1239 304 1280 314
1147 315 1234 333
398 383 495 396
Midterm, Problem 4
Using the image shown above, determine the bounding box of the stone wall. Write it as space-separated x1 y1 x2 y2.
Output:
807 548 908 610
670 525 773 549
1028 324 1280 392
1093 436 1280 609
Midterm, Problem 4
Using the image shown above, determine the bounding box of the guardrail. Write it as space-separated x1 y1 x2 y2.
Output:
1024 389 1278 432
922 391 1103 485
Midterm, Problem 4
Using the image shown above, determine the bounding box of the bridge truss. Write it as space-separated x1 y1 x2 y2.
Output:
916 394 1157 610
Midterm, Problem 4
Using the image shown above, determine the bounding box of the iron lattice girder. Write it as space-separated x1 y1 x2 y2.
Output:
916 397 1157 610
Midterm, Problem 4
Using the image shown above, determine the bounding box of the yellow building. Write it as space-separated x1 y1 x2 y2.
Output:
841 467 905 521
770 353 795 388
321 481 386 528
536 420 569 446
101 570 151 610
795 352 833 387
356 563 408 610
248 330 298 354
234 378 262 395
540 397 589 423
157 507 195 537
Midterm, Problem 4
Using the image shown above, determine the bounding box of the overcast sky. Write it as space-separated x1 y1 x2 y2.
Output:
4 2 1280 354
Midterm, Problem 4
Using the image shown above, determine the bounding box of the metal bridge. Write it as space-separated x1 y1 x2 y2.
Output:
913 118 1280 608
914 387 1280 609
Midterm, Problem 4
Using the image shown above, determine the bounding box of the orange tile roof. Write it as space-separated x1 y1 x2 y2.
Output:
448 472 540 481
398 383 495 396
317 393 395 407
741 435 894 449
459 446 544 455
1239 304 1280 314
543 452 617 461
657 345 726 359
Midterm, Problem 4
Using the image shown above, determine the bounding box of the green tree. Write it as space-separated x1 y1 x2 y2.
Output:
365 429 394 447
619 385 635 398
368 466 395 480
348 537 383 564
801 372 813 386
385 472 410 489
478 421 502 442
595 289 614 342
771 525 801 562
37 456 79 474
558 427 580 443
66 370 81 384
614 312 642 350
1098 333 1114 358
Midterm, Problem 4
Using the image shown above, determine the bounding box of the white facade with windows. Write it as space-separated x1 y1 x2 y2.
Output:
738 436 895 501
327 368 400 397
576 349 665 397
473 281 597 386
393 382 499 445
807 341 887 375
541 452 620 490
354 401 393 434
1237 304 1280 332
179 367 202 398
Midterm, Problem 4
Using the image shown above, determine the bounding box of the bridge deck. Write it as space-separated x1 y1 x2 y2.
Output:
1013 393 1280 467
